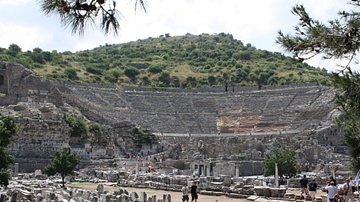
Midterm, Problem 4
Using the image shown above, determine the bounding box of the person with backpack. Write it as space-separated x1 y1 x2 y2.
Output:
308 178 318 202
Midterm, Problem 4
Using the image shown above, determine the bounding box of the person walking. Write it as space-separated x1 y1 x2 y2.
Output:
344 178 355 202
349 176 356 193
191 181 198 202
308 178 318 202
325 181 338 202
300 175 309 199
181 183 189 202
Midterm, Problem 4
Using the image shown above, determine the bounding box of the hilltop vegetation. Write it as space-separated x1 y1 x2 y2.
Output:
0 33 330 88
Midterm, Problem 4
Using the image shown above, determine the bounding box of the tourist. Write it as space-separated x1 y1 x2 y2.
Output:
349 176 356 193
343 179 355 202
308 178 317 202
191 181 198 202
325 181 338 202
300 175 309 199
182 183 190 202
330 176 337 186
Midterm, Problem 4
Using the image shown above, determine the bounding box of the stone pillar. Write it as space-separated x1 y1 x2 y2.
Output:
14 163 19 177
200 166 205 177
136 163 139 176
275 163 279 188
207 165 211 177
235 166 240 178
163 194 171 202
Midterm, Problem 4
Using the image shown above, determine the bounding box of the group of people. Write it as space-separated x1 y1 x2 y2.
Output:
300 174 356 202
299 175 318 201
181 181 199 202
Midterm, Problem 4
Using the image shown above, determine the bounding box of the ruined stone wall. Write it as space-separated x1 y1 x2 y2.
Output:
6 113 144 172
0 62 63 106
9 118 70 158
160 127 347 168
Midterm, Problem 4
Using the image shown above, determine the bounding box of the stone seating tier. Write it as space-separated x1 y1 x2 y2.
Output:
59 83 334 134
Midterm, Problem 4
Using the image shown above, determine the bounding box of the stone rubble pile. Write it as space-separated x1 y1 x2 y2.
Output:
0 179 172 202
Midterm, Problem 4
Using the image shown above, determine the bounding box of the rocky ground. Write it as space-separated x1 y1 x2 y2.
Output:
67 182 330 202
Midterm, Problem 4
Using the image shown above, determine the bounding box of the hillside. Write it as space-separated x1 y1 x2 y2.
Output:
0 33 330 88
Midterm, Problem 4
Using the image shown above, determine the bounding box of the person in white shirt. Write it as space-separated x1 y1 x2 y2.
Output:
325 181 338 202
181 183 189 202
344 178 355 202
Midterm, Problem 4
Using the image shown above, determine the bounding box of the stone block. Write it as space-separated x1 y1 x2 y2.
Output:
34 169 42 176
130 192 139 201
254 197 268 202
140 192 147 202
148 195 156 202
247 195 259 201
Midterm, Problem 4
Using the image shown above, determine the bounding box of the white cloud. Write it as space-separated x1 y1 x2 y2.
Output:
0 0 30 6
0 23 52 51
0 0 356 71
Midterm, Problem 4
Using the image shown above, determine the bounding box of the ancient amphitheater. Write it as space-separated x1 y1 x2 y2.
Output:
0 62 348 176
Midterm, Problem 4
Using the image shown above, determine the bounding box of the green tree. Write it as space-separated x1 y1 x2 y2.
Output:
0 116 18 188
43 147 80 187
31 47 45 64
208 75 217 86
64 67 79 80
158 71 171 86
276 1 360 171
7 44 21 57
263 148 298 177
88 123 103 145
64 114 88 137
39 0 148 35
124 66 140 81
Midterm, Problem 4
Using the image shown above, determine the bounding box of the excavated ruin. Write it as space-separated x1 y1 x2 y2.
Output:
0 61 348 176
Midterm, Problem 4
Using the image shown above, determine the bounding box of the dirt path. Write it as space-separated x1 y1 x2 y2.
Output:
68 182 248 202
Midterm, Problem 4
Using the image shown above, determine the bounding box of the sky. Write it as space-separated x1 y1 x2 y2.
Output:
0 0 355 72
